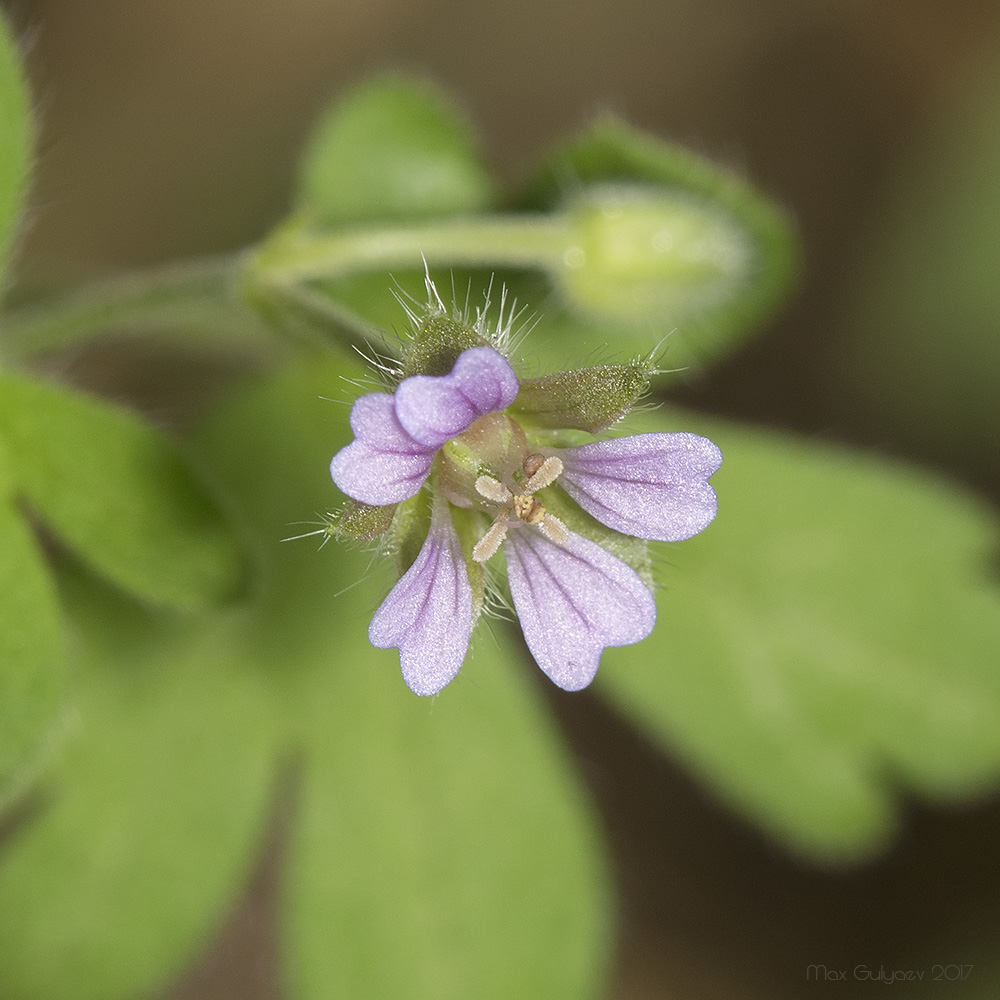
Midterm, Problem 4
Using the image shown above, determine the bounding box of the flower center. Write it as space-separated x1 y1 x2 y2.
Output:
471 453 569 563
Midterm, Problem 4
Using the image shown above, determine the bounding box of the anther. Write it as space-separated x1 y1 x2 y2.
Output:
475 475 512 505
472 455 568 563
522 453 545 479
522 455 563 494
472 519 508 563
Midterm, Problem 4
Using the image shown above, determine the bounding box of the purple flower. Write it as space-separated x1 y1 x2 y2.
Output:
330 345 721 696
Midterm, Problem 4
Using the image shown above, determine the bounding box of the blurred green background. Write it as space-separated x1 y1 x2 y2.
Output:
4 0 999 996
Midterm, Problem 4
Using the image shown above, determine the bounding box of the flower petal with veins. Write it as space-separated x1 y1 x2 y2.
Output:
395 346 519 448
368 507 473 696
330 393 434 505
558 432 722 541
505 530 656 691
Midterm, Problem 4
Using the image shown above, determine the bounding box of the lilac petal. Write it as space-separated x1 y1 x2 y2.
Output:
558 432 722 542
505 529 655 692
330 393 434 505
368 508 473 696
394 346 519 448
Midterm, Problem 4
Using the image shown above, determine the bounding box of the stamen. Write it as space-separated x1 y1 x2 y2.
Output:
473 455 568 562
473 518 508 562
538 513 568 545
522 453 545 479
475 475 512 504
522 455 563 493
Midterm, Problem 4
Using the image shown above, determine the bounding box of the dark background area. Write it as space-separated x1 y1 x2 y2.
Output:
4 0 999 996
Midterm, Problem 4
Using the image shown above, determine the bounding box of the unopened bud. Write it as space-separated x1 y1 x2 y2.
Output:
557 184 752 326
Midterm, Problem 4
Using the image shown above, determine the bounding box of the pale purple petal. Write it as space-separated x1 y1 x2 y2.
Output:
505 529 655 691
394 346 519 448
558 432 722 541
330 393 433 504
368 508 472 696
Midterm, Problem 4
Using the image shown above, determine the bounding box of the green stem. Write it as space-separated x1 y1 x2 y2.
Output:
0 253 253 359
255 215 573 283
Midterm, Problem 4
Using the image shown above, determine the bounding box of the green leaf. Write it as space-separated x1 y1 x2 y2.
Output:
0 372 243 609
285 632 608 1000
0 437 65 808
0 10 31 284
518 115 798 370
0 577 279 1000
300 73 496 225
597 410 1000 861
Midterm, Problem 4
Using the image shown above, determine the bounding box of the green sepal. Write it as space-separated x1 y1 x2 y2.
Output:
388 490 431 576
402 308 490 378
449 505 487 625
513 359 654 433
299 73 496 226
519 115 798 368
336 499 396 541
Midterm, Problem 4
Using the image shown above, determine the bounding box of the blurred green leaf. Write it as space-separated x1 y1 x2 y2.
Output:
598 410 1000 861
0 438 64 809
0 372 243 609
300 73 496 225
0 10 31 283
518 115 798 371
286 636 607 1000
0 577 279 1000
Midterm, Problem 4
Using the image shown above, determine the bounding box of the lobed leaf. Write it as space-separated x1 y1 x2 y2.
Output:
200 358 612 1000
0 576 279 1000
0 372 243 609
597 410 1000 861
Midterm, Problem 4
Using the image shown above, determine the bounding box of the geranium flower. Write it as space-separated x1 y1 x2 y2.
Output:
330 343 721 695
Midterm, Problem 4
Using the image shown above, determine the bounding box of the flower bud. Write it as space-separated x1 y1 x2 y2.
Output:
556 184 751 325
